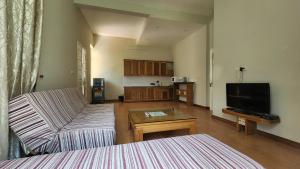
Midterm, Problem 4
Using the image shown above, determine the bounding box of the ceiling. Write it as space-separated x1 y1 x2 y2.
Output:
81 8 146 39
120 0 213 16
138 18 203 46
79 0 213 47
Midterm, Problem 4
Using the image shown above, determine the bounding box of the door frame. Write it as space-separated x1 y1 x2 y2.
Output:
209 48 214 110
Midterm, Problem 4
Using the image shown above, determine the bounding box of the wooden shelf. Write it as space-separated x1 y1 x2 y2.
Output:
176 89 187 96
173 83 194 106
222 108 280 135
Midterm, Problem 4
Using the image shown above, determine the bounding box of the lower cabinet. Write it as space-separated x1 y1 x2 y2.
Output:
124 87 146 101
147 87 154 100
124 86 172 102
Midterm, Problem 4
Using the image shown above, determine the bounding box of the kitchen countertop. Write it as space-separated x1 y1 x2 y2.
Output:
173 82 195 84
124 85 173 88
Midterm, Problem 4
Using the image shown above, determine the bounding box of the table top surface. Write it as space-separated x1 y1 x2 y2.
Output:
129 108 196 124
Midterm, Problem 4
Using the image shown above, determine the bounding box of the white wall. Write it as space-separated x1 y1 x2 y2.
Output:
173 27 207 106
36 0 93 100
123 77 172 87
91 36 172 100
214 0 300 143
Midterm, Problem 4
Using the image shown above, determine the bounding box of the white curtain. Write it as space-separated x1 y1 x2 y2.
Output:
77 41 87 97
0 0 43 160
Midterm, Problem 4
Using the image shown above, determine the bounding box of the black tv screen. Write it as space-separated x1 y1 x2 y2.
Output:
226 83 270 114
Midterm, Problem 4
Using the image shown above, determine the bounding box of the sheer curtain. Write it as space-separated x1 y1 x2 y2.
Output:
77 41 87 97
0 0 43 160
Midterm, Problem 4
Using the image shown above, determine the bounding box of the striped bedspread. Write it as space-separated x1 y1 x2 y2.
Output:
59 105 115 152
8 88 115 154
0 134 264 169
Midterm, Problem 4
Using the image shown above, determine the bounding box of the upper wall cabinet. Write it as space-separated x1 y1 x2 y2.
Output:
124 59 173 77
124 59 132 75
138 60 145 76
145 60 154 76
153 61 160 76
166 62 174 76
160 62 174 77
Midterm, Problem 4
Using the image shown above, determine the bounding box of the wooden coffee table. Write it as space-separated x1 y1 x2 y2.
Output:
128 108 197 142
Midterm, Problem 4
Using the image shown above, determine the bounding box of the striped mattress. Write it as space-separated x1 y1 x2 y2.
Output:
8 88 115 154
0 134 263 169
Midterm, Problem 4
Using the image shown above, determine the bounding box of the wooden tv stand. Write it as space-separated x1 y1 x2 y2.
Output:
222 108 280 135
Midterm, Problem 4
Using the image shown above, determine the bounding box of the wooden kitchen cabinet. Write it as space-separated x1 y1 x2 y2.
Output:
131 60 139 76
154 87 172 100
166 62 174 76
124 59 139 76
147 87 154 100
159 62 174 76
138 60 145 76
162 88 171 100
153 62 160 76
138 88 148 101
124 59 173 77
124 87 133 101
153 88 163 100
124 60 132 76
145 61 153 76
124 87 147 102
160 62 167 76
124 86 172 102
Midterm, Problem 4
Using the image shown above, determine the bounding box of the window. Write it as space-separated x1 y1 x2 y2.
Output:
77 41 87 95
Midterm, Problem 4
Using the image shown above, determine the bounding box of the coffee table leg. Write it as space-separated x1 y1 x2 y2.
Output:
128 120 131 130
134 129 143 142
189 123 198 135
128 114 132 130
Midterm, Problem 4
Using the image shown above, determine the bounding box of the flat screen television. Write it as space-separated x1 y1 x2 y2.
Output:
226 83 270 114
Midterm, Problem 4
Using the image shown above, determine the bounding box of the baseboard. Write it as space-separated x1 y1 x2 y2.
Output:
211 115 236 126
176 100 210 109
256 130 300 149
124 100 173 103
211 115 300 149
105 99 120 103
177 100 186 103
193 104 210 110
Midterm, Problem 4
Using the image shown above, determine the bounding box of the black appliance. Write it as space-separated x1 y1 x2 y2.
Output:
226 83 270 115
92 78 105 104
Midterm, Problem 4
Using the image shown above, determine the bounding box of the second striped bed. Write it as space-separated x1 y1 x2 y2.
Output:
0 134 264 169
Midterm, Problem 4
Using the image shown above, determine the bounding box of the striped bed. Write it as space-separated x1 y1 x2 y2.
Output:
8 88 115 154
0 134 263 169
